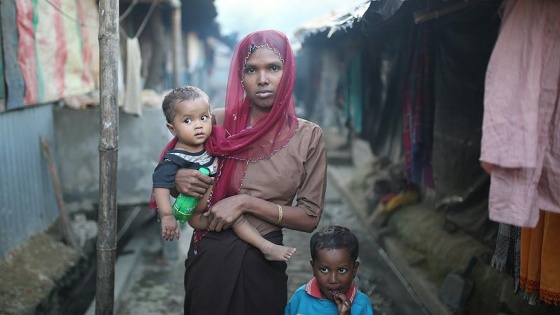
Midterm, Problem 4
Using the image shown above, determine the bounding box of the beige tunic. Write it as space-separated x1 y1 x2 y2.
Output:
214 109 327 235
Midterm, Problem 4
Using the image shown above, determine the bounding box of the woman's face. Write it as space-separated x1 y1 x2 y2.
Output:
242 47 284 115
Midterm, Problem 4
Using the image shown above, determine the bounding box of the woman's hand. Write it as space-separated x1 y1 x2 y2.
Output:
204 194 246 232
175 168 213 199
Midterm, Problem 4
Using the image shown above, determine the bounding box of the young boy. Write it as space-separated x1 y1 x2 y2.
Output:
285 225 374 315
152 86 296 261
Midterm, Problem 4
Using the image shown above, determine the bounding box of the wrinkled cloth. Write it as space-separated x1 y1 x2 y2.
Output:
480 0 560 227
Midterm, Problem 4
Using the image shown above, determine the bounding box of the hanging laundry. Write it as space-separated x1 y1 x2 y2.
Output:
480 0 560 228
484 0 560 307
491 223 521 293
402 24 434 188
123 36 143 116
519 211 560 306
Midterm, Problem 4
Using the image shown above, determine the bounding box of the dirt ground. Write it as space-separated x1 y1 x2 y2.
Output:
0 232 82 314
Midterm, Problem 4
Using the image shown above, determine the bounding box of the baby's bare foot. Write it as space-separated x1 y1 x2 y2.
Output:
261 241 297 261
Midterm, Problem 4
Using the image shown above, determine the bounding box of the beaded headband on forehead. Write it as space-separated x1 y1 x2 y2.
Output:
237 30 289 78
246 44 285 64
241 44 285 86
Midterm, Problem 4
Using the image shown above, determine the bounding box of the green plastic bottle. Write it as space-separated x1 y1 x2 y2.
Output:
173 167 211 223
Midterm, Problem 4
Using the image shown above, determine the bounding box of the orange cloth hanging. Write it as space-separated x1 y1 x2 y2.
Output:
520 210 560 305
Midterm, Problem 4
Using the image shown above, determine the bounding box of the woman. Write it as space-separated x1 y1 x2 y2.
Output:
174 30 327 314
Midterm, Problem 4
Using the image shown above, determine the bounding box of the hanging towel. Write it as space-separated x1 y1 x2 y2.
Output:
123 37 142 116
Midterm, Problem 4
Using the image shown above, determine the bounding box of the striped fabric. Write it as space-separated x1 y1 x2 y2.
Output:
14 0 98 106
481 0 560 227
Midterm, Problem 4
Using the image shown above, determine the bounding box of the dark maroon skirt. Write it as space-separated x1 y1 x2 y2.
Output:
184 229 288 315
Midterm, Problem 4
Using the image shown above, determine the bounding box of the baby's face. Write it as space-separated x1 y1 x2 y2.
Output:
310 248 358 302
168 98 212 152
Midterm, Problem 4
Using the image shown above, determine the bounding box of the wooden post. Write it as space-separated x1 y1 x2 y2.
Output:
39 137 85 257
96 0 119 314
170 0 183 87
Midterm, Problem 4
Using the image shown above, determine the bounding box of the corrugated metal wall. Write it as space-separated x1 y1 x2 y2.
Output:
0 104 59 258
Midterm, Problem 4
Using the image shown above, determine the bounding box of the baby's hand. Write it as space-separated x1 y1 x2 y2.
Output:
160 214 180 241
334 293 351 315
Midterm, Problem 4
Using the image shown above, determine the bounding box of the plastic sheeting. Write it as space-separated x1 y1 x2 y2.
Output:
360 4 412 163
12 0 99 106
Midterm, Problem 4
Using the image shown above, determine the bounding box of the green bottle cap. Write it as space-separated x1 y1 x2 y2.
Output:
199 167 210 175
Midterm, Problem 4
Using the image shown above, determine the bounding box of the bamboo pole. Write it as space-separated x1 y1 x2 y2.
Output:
96 0 119 314
170 0 183 87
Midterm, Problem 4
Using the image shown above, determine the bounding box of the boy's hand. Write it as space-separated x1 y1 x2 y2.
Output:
160 214 180 241
334 292 351 315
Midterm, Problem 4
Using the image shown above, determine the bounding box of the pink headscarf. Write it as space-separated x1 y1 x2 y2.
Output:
205 30 298 207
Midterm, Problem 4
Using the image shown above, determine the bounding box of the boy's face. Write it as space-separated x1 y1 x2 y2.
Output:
310 248 359 302
167 98 212 152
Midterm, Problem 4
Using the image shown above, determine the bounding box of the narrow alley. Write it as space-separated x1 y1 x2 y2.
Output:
108 163 426 315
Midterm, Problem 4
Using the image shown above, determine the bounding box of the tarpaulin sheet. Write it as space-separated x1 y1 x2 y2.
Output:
360 6 412 162
431 4 501 244
14 0 99 106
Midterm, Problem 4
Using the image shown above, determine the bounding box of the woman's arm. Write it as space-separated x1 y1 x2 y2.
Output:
207 194 320 233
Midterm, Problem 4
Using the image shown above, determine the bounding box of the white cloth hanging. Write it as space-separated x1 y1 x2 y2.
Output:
123 37 143 116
